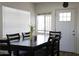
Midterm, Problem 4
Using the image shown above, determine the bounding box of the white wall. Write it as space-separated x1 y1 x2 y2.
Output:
35 2 78 13
76 8 79 53
0 2 35 38
0 4 2 38
35 2 79 54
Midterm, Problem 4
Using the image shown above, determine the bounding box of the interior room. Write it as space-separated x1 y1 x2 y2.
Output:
0 2 79 56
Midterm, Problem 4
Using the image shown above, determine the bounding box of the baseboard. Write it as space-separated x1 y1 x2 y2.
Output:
60 51 79 55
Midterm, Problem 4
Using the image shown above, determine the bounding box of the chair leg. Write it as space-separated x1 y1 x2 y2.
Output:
57 51 59 56
8 50 11 56
57 42 60 56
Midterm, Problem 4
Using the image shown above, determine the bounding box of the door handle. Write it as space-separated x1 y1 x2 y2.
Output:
72 33 75 36
73 30 75 32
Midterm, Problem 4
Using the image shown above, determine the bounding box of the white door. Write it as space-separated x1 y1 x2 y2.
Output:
56 9 76 53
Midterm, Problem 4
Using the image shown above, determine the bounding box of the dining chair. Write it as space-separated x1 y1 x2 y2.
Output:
47 31 61 56
0 40 11 56
6 33 20 42
22 32 30 40
49 31 61 39
6 33 29 56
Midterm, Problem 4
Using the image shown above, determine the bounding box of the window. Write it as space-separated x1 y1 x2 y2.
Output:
46 15 51 32
37 14 52 34
59 12 71 21
37 15 44 33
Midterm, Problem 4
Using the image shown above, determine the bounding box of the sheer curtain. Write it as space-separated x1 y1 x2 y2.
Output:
36 14 52 43
37 14 51 34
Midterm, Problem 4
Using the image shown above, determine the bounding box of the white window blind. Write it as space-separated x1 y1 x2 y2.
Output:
2 6 31 38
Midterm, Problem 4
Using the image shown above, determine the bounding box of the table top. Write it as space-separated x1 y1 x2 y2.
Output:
10 34 49 47
10 38 48 47
0 35 49 48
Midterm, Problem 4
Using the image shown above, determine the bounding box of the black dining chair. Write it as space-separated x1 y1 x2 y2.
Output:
6 33 20 42
47 31 61 56
0 40 11 56
22 32 30 40
6 33 29 56
49 31 61 39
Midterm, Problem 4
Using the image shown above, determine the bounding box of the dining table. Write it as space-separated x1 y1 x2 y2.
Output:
8 36 49 56
0 35 60 56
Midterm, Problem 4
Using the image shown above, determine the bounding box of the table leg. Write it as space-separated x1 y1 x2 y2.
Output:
29 48 35 56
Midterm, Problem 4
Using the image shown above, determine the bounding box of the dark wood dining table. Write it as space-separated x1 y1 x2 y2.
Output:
0 36 60 56
7 37 49 56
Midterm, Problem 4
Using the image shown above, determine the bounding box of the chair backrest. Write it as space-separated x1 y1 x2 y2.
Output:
6 33 20 41
47 31 61 56
49 31 61 40
22 32 30 40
